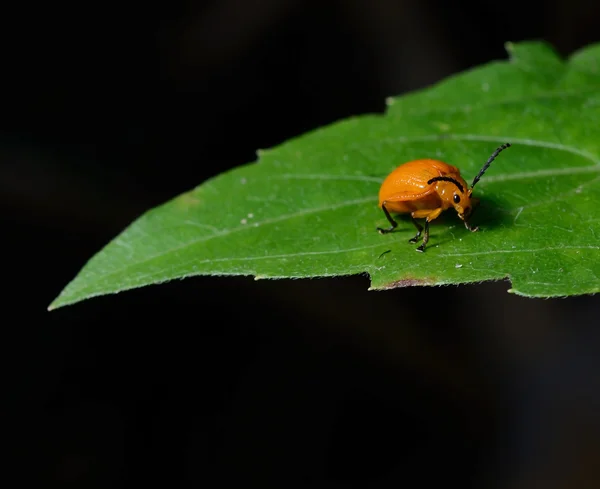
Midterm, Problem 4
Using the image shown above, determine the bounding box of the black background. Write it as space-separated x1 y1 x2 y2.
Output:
4 0 600 487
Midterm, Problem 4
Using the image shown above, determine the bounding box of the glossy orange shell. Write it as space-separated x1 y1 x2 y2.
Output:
378 159 465 214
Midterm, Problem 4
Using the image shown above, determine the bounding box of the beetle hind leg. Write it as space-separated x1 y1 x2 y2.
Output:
408 217 423 243
376 203 398 234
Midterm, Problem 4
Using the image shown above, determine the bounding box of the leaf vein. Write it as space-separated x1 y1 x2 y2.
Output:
127 243 388 285
440 245 600 258
379 134 600 165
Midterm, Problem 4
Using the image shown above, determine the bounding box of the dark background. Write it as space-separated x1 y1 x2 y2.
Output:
4 0 600 487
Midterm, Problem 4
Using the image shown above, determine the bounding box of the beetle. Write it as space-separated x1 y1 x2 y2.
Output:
377 143 511 252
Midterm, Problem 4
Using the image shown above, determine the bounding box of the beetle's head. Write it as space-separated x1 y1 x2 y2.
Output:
428 142 512 222
456 188 474 221
428 175 473 221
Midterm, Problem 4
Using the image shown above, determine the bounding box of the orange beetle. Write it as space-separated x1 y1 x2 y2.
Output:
377 143 511 252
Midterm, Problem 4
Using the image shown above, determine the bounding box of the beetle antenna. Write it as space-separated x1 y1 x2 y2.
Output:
471 143 511 189
428 176 464 193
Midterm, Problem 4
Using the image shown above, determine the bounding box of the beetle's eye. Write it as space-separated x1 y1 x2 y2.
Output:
453 194 461 204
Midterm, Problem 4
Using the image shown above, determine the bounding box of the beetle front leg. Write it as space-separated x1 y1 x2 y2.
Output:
408 217 423 243
464 220 479 232
377 203 398 234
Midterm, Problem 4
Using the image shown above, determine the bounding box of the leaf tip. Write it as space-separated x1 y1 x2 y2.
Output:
47 293 70 312
47 297 65 312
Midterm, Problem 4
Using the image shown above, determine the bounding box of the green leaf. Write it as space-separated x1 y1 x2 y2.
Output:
49 40 600 310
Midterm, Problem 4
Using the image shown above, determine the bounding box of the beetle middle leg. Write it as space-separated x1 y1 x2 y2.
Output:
416 221 431 252
377 203 398 234
408 217 423 243
412 208 443 252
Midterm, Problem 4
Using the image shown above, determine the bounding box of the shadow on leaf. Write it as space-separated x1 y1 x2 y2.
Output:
471 194 516 229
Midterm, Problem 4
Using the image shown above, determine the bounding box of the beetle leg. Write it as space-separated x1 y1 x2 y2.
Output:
408 217 423 243
377 203 398 234
416 221 430 252
464 220 479 233
412 208 443 252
